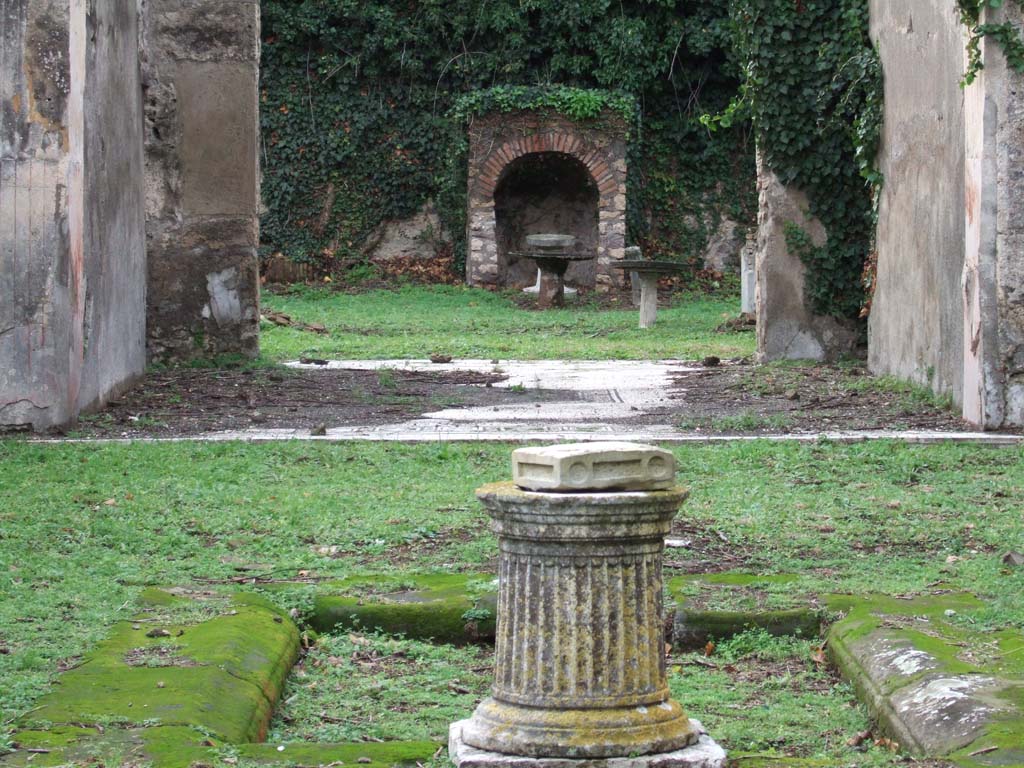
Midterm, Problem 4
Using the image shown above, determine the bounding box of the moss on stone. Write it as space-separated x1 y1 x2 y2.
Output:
2 729 435 768
18 591 300 744
310 573 498 643
137 586 188 608
8 726 94 750
1 726 212 767
673 607 822 650
826 593 1024 765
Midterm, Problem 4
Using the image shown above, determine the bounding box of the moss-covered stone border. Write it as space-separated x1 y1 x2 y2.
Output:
0 589 438 768
825 593 1024 766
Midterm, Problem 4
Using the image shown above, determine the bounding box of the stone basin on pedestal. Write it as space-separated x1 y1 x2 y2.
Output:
449 442 726 768
518 234 595 309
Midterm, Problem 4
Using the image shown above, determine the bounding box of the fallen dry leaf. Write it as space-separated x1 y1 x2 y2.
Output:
846 729 872 747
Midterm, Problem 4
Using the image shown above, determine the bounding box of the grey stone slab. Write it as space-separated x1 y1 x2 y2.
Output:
449 720 726 768
848 633 941 690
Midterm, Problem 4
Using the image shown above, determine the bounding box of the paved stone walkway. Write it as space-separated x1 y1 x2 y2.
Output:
45 359 1022 445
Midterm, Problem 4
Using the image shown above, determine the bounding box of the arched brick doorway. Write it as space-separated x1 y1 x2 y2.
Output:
466 111 628 290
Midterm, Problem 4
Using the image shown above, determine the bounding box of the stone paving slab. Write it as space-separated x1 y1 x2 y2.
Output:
825 593 1024 765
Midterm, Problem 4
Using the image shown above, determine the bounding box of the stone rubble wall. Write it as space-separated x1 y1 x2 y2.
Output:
867 0 966 409
0 0 146 430
140 0 261 362
466 112 628 291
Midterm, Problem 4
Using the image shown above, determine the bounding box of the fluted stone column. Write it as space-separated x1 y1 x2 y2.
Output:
451 442 727 766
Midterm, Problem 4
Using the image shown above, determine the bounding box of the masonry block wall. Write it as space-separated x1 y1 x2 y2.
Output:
140 0 261 362
0 0 146 430
467 111 628 290
867 0 966 406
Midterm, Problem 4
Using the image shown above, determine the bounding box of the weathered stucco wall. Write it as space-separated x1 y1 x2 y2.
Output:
1 0 74 429
867 0 966 404
755 153 860 362
140 0 261 361
963 2 1024 427
78 0 148 414
0 0 146 430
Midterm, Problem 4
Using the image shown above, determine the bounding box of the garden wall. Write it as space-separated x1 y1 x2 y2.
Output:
865 0 1024 427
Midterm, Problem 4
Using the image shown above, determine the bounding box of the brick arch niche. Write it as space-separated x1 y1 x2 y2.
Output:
466 111 628 290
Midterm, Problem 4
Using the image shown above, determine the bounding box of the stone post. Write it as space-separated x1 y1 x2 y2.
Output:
637 274 660 330
451 443 725 768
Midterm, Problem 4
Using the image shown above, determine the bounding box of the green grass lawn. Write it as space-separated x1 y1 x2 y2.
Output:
271 627 888 765
2 438 1022 761
259 284 753 361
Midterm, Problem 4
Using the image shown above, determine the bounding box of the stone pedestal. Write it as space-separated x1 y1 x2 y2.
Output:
454 443 724 767
536 260 571 310
637 274 660 330
450 720 727 768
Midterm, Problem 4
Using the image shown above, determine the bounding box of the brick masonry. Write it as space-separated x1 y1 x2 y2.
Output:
466 111 628 290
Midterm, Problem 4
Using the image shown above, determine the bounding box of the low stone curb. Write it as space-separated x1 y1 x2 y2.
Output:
825 593 1024 766
673 607 821 650
305 573 498 644
3 589 299 765
0 588 439 768
303 572 824 651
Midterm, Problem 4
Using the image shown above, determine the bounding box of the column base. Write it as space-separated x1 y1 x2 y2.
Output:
459 698 699 759
450 719 726 768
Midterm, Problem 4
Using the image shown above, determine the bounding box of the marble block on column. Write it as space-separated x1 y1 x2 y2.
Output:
512 442 676 492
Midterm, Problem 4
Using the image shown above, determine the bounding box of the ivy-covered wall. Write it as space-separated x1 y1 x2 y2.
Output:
259 0 755 276
722 0 882 324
